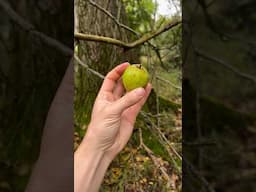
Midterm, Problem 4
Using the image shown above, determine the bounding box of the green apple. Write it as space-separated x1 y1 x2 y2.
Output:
122 64 149 91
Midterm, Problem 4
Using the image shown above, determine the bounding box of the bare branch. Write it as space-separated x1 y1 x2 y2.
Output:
153 45 169 70
80 0 181 71
195 49 256 84
74 55 105 79
140 111 182 161
130 20 181 48
156 76 182 90
0 0 73 56
183 157 216 192
74 20 181 49
138 128 174 189
88 0 138 36
74 33 129 48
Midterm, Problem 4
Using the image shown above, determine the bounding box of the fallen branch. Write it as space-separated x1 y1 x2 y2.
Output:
74 20 181 49
138 128 174 189
140 111 182 161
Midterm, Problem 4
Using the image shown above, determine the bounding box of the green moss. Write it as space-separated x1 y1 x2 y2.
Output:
142 127 169 161
159 96 181 112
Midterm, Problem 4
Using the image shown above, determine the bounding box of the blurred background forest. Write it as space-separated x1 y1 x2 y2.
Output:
0 0 73 191
74 0 182 191
1 0 255 191
183 1 256 192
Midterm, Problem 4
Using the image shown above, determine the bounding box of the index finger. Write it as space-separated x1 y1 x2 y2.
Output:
99 62 129 93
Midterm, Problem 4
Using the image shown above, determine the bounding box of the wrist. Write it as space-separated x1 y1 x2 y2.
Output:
78 134 114 166
74 136 112 192
75 131 106 168
80 124 117 165
75 142 104 192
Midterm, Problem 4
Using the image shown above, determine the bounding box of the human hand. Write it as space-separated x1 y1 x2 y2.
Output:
81 62 151 161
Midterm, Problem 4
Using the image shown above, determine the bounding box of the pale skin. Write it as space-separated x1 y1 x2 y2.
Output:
75 62 152 192
26 61 151 192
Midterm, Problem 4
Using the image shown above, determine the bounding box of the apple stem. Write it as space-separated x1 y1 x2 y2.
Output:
138 64 142 69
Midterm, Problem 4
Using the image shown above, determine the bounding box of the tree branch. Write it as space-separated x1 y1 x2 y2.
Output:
140 111 182 162
74 33 129 47
82 0 181 71
195 49 256 84
74 20 181 49
156 76 182 91
0 0 73 56
88 0 138 36
74 55 105 79
138 128 174 189
130 20 180 47
183 157 216 192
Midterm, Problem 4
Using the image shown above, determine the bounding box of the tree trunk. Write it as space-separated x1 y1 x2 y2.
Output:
74 0 140 128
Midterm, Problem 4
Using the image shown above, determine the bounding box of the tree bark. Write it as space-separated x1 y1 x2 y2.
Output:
74 0 140 128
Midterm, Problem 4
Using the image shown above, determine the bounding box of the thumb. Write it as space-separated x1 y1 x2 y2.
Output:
112 87 145 114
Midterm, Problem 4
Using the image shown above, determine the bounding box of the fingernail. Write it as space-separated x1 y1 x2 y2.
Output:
134 88 145 96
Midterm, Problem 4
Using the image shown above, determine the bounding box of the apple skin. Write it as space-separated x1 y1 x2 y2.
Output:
122 64 149 91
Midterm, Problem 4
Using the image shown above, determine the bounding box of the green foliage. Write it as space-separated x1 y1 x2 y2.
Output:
122 0 156 32
153 17 182 70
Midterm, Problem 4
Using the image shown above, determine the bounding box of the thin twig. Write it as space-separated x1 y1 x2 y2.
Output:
183 157 216 192
88 0 139 36
195 49 256 84
74 55 105 79
143 112 166 118
138 128 173 188
140 111 182 175
156 76 182 90
140 111 182 161
156 78 160 128
153 45 169 71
